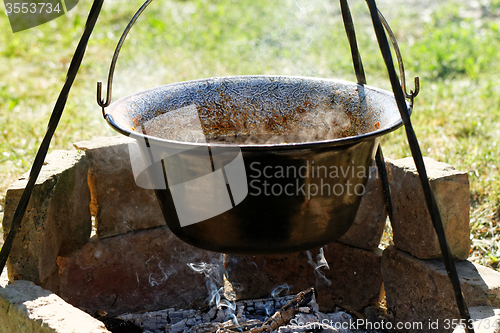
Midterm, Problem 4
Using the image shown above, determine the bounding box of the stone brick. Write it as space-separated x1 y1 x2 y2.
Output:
0 270 110 333
74 136 166 239
224 242 383 312
453 306 500 333
2 150 91 290
386 157 470 260
382 246 500 333
338 162 387 250
56 225 223 317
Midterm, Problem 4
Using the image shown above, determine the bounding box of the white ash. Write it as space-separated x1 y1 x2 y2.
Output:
117 293 389 333
118 294 296 333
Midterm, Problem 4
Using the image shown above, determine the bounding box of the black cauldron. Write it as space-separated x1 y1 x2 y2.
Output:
103 75 407 254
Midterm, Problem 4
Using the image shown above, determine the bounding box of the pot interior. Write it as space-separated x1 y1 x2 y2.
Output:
105 76 405 147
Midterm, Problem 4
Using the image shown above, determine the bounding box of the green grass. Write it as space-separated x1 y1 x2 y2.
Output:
0 0 499 268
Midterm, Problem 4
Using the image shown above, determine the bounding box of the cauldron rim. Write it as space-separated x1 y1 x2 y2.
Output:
104 75 409 150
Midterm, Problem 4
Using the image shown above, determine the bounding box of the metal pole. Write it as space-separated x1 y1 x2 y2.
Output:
339 0 394 232
0 0 105 274
365 1 474 332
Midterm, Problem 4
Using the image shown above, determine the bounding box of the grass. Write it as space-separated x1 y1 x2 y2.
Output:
0 0 499 268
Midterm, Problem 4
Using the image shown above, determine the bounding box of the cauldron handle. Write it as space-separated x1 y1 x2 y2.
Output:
97 0 154 112
377 10 420 105
340 0 418 106
96 0 419 110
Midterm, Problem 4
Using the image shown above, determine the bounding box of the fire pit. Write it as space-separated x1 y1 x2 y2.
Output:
90 0 473 329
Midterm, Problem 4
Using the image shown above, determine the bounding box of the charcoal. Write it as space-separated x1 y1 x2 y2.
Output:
116 291 370 333
207 307 217 320
168 318 187 333
216 309 226 322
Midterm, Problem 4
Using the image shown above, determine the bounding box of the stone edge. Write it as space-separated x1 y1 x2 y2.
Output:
0 270 110 333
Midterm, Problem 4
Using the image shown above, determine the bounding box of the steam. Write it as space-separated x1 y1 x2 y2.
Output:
264 302 274 316
306 247 332 286
101 0 365 147
229 313 241 330
205 280 236 310
187 261 223 280
138 96 358 146
271 283 290 299
145 255 178 287
188 257 236 311
142 104 207 143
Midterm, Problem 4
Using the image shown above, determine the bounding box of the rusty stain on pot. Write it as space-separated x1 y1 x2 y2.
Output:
122 77 386 146
107 76 395 149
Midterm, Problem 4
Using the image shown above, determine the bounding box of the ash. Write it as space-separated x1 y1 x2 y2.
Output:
117 291 390 333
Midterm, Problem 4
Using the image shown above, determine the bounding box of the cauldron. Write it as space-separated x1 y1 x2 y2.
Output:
103 75 407 254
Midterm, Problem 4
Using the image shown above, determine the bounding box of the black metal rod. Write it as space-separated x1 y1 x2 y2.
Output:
339 0 393 225
0 0 105 274
375 146 393 221
339 0 366 85
365 1 473 332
